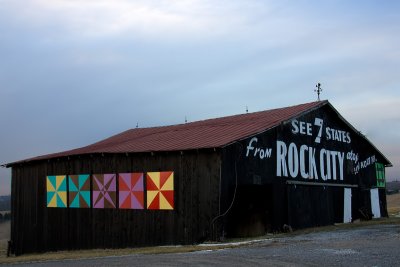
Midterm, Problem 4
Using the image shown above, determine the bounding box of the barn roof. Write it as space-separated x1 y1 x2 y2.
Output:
3 100 392 166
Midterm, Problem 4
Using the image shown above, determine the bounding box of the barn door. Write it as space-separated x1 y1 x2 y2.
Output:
343 188 352 223
370 188 381 218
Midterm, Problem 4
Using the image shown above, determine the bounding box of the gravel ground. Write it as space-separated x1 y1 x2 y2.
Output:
9 224 400 267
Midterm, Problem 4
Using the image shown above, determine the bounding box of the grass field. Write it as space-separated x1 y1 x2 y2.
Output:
0 221 10 240
0 193 398 264
387 192 400 216
0 221 10 256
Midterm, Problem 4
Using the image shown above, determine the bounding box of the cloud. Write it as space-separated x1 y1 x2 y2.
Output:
0 0 400 195
4 0 272 41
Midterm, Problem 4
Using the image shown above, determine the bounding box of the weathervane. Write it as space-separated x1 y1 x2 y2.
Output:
315 82 322 101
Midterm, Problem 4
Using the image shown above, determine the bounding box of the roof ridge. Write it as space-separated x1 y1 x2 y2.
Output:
128 100 326 131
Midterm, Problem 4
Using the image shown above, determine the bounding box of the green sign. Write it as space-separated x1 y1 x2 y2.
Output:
375 163 385 188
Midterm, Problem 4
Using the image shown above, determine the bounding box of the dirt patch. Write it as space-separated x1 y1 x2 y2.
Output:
387 193 400 217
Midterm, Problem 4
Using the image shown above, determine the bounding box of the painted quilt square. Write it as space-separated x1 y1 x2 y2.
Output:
147 171 174 210
119 173 144 209
92 174 117 209
68 174 91 208
47 175 67 208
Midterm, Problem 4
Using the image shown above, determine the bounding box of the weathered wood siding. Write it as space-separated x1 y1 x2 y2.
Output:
11 150 221 255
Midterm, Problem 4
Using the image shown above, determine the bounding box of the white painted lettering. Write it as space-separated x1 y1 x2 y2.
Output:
314 118 323 143
346 132 351 143
300 145 309 179
347 151 358 163
292 120 299 134
246 137 273 160
276 141 345 182
288 143 299 177
326 150 331 180
266 148 272 158
307 123 312 136
299 121 305 134
309 147 318 179
338 152 344 180
320 149 327 181
331 151 338 180
326 127 331 140
259 149 265 159
326 127 351 144
277 141 288 177
246 137 257 157
334 130 340 142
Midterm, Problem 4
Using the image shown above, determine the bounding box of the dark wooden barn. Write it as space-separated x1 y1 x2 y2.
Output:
4 100 392 255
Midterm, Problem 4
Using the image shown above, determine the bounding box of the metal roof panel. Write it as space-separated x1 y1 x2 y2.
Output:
5 101 328 165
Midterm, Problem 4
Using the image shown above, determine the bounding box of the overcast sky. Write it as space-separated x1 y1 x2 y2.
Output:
1 0 399 195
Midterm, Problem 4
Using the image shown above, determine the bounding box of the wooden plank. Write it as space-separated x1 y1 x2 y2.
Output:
11 150 221 254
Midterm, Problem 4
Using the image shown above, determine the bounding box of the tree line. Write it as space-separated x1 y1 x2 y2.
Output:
0 212 11 221
0 195 11 211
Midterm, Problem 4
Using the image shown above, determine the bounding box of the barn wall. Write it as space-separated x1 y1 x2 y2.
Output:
220 131 288 237
286 184 341 228
11 150 221 255
220 104 389 235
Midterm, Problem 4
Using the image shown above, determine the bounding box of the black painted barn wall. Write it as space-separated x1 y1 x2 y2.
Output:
220 104 389 235
11 150 221 255
220 129 288 237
